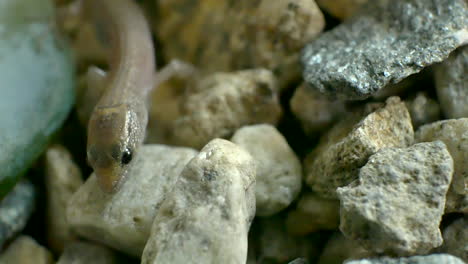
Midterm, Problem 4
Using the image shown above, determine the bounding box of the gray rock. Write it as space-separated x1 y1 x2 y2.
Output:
0 236 53 264
435 46 468 118
289 258 309 264
231 124 302 216
345 254 466 264
67 145 197 256
45 145 83 253
305 97 413 198
302 0 468 100
317 233 370 264
56 242 116 264
338 141 453 256
438 217 468 262
0 180 35 248
415 119 468 213
141 139 256 264
406 92 441 129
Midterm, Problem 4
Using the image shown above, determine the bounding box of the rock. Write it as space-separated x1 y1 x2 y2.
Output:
155 0 325 89
0 180 35 248
45 145 83 253
338 141 453 256
141 139 256 264
0 236 53 264
317 233 369 264
302 0 468 100
67 145 197 256
305 97 413 198
57 241 117 264
316 0 367 20
438 217 468 262
231 124 301 216
289 258 309 264
290 83 346 135
0 0 75 197
406 92 441 129
435 46 468 119
415 119 468 213
344 254 466 264
171 69 282 149
286 192 340 236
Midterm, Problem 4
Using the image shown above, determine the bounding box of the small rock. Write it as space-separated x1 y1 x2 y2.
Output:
57 241 116 264
435 46 468 118
289 258 310 264
290 83 346 135
141 139 256 264
171 69 282 149
406 92 441 129
0 180 35 248
317 233 369 264
305 97 413 198
231 124 302 216
316 0 367 20
302 0 468 100
45 145 83 253
286 192 340 236
438 217 468 262
344 254 466 264
155 0 325 89
415 118 468 213
338 141 453 255
67 145 197 256
0 236 53 264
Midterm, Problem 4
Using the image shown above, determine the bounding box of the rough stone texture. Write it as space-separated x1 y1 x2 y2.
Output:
286 192 340 236
439 217 468 262
171 69 282 149
415 119 468 213
317 233 370 264
0 236 53 264
0 180 35 248
305 97 414 198
435 46 468 119
344 254 466 264
290 83 346 135
155 0 324 89
302 0 468 100
316 0 367 20
67 145 197 256
45 145 83 253
338 141 453 256
56 242 116 264
406 92 441 129
231 124 301 216
141 139 256 264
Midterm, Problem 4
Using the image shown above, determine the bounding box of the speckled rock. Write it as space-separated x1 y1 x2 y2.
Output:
338 141 453 256
317 233 369 264
316 0 367 20
0 181 35 248
171 69 282 149
231 124 301 216
305 97 413 198
0 236 53 264
57 242 116 264
45 145 83 253
155 0 325 89
438 217 468 262
290 83 346 135
406 92 441 129
344 254 465 264
67 145 197 256
435 46 468 118
286 192 340 236
415 119 468 213
302 0 468 100
141 139 256 264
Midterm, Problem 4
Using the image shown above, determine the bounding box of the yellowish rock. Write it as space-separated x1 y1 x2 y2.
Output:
0 236 53 264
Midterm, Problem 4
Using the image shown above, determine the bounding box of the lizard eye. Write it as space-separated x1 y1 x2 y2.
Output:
121 148 133 165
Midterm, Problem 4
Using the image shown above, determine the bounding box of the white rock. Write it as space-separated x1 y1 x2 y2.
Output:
57 241 116 264
345 254 465 264
0 236 53 264
67 145 197 256
142 139 256 264
231 124 301 216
